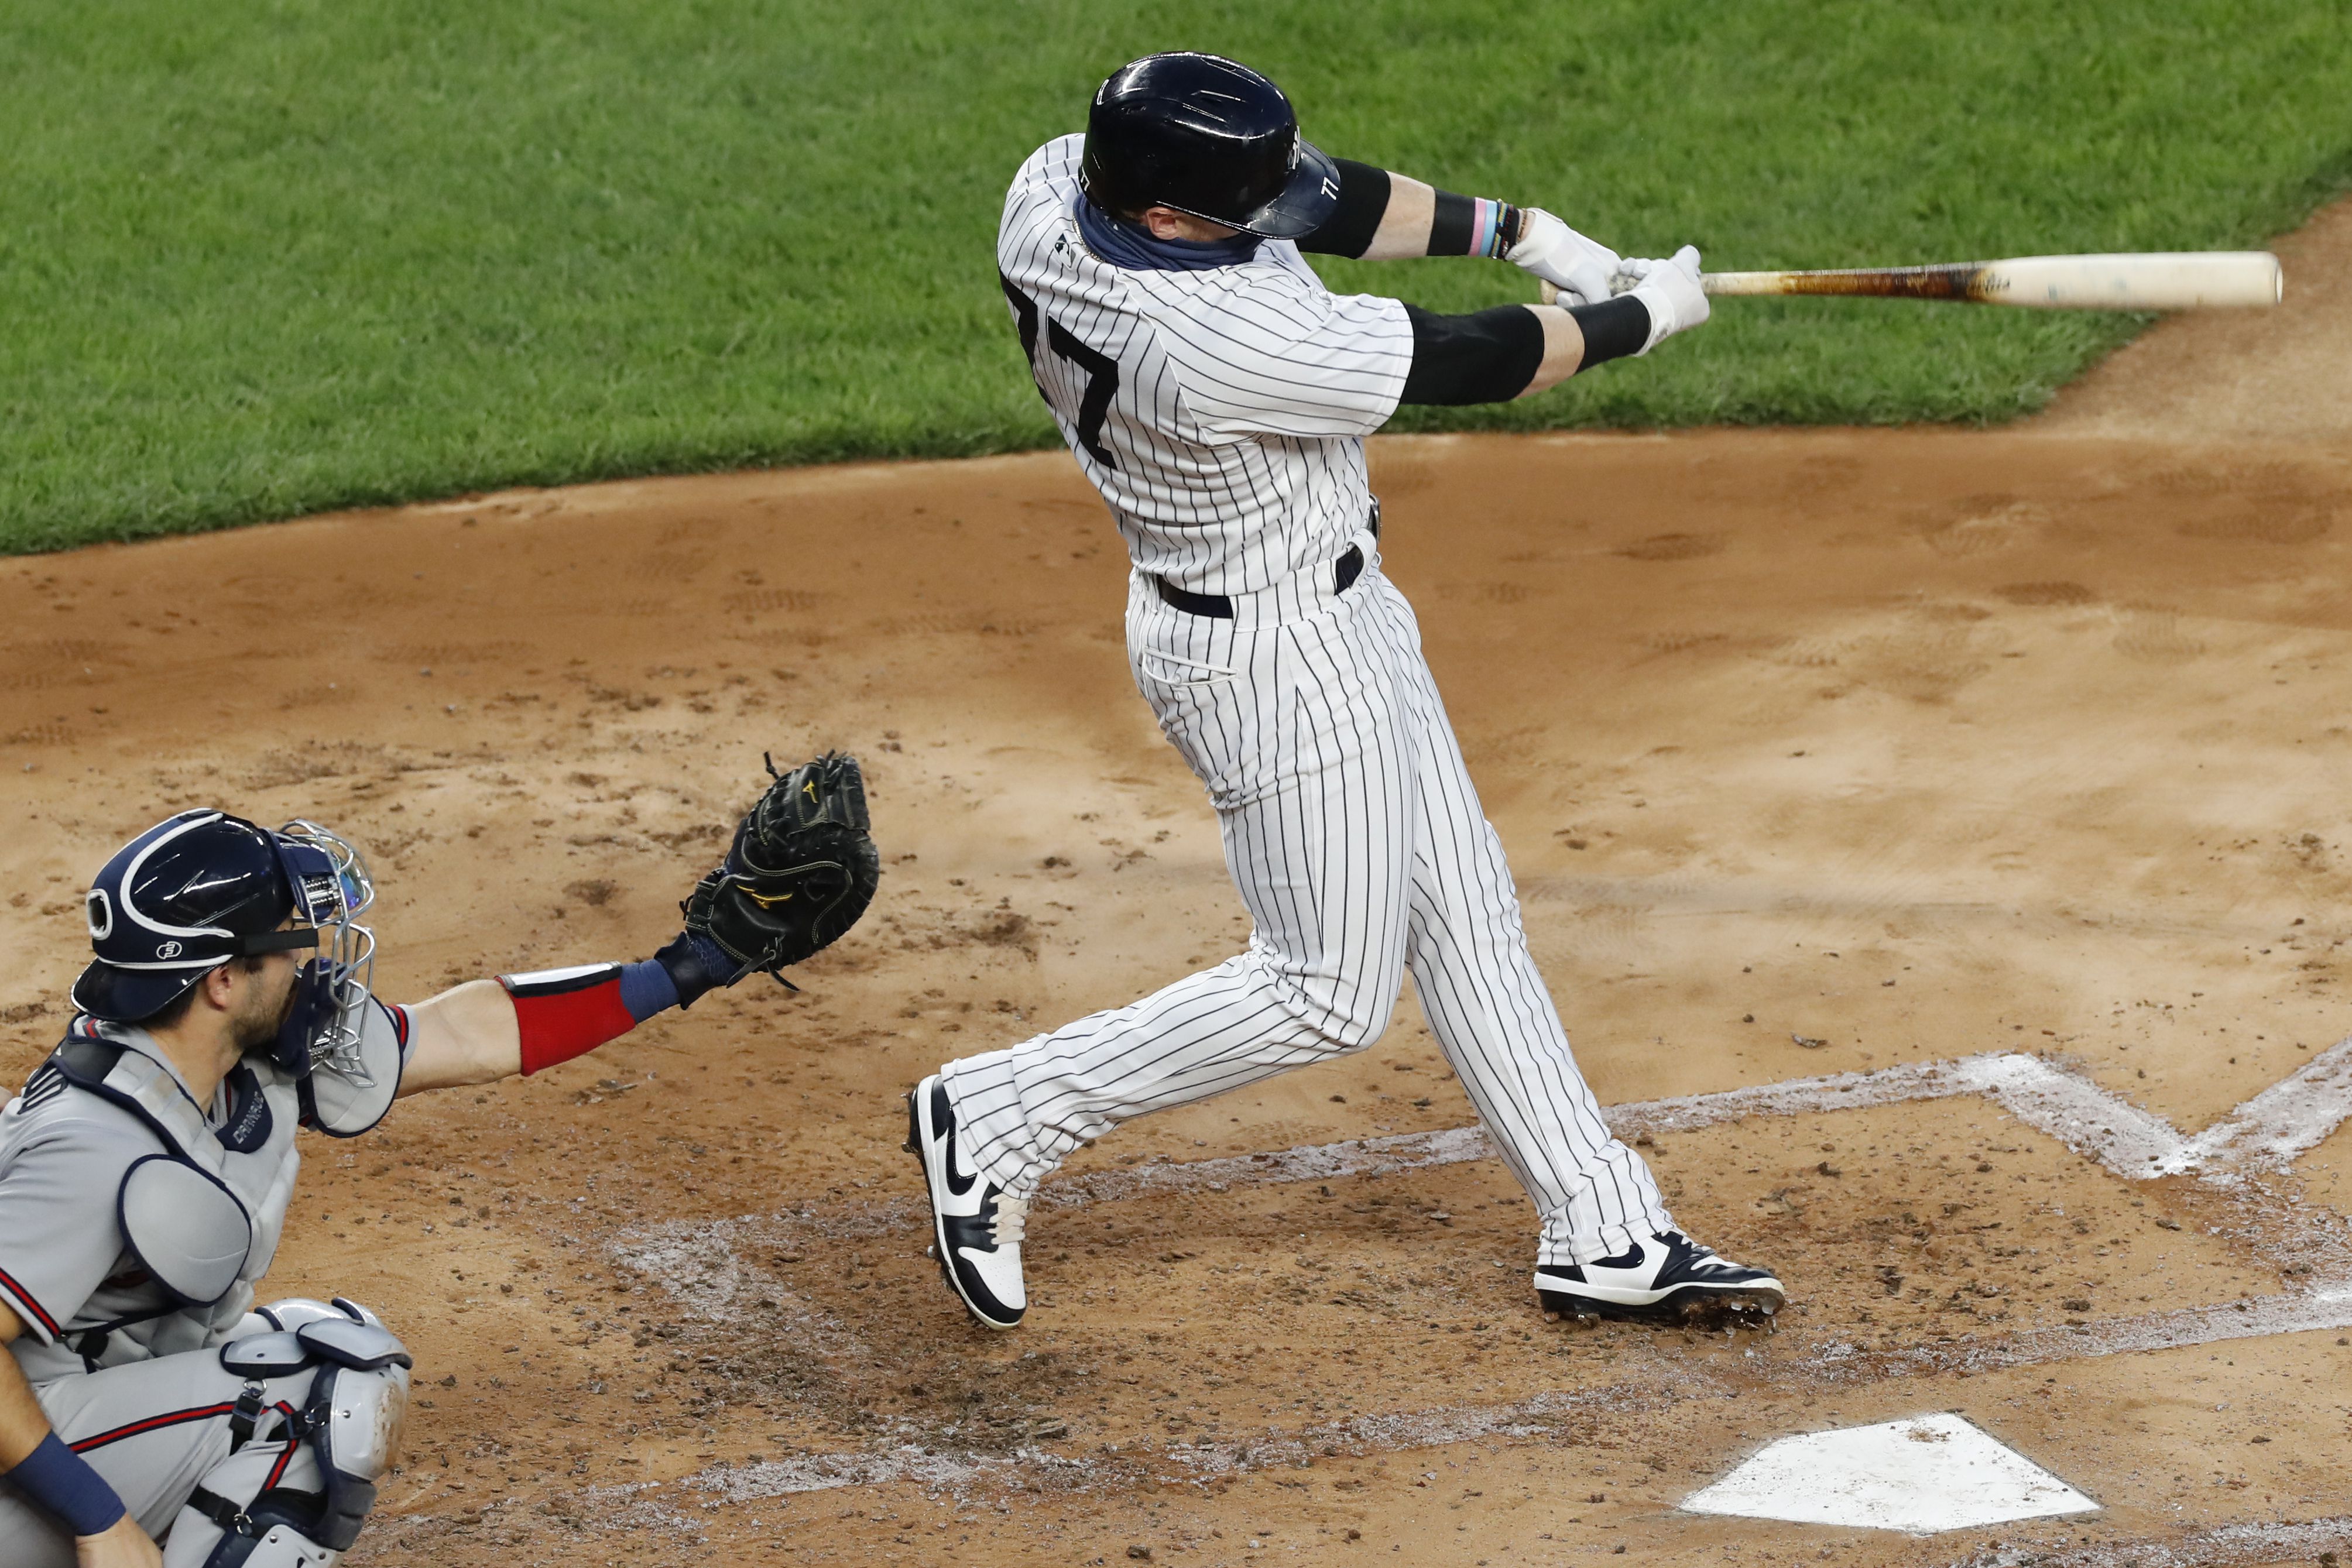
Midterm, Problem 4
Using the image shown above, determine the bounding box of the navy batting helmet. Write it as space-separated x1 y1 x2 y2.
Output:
1079 53 1340 239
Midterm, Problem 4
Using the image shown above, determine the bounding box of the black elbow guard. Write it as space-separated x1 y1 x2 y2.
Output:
1297 160 1393 259
1398 304 1547 405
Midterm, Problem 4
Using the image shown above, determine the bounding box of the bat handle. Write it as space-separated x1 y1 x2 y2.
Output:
1537 273 1682 307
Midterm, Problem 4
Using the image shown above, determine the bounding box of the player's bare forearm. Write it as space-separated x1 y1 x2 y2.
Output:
1359 171 1436 259
0 1301 49 1466
396 979 523 1096
1305 162 1532 265
1318 167 1525 263
1521 305 1586 395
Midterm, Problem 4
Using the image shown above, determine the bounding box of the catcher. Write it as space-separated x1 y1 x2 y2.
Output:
0 754 875 1568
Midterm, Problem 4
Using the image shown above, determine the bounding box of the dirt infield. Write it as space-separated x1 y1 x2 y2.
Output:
7 209 2352 1566
2031 193 2352 447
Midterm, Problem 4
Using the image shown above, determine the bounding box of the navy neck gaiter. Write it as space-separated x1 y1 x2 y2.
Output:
1076 199 1262 272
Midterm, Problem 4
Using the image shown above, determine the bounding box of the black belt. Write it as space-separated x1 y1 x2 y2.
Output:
1155 505 1381 620
1157 546 1363 619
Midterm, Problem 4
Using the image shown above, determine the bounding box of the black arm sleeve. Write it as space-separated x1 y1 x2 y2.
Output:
1398 304 1546 405
1568 294 1652 367
1297 159 1393 259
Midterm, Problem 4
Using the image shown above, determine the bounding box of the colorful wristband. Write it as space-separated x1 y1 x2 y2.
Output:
5 1431 126 1538
1429 191 1522 259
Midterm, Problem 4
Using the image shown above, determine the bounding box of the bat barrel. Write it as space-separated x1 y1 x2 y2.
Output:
1699 252 2281 310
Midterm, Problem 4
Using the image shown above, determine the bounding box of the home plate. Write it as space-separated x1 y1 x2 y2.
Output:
1680 1412 2098 1534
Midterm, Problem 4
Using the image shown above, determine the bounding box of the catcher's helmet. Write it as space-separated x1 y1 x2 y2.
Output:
73 812 376 1075
1079 53 1340 239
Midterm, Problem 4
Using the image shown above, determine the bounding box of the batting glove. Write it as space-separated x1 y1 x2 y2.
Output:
1506 208 1621 307
1616 246 1710 352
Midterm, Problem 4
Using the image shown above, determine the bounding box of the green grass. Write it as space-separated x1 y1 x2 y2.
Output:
5 0 2351 552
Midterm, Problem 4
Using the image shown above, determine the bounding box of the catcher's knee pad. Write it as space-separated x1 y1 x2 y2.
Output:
254 1296 391 1333
303 1359 407 1549
200 1489 342 1567
297 1318 410 1550
217 1299 410 1555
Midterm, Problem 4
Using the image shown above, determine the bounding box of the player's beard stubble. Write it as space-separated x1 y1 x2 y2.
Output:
231 959 303 1056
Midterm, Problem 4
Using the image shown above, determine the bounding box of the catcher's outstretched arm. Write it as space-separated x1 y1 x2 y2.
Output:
394 928 740 1097
397 979 520 1093
393 750 880 1098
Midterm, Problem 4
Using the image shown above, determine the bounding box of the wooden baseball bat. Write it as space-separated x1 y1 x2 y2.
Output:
1544 252 2282 310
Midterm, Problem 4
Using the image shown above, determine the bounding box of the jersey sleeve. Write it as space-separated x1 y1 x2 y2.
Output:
1147 272 1414 442
0 1117 147 1345
385 999 415 1067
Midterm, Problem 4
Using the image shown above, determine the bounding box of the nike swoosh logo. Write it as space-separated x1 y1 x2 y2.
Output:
934 1089 978 1198
944 1133 978 1198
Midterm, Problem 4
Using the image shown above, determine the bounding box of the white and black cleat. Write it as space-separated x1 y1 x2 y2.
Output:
1534 1230 1785 1326
904 1074 1028 1330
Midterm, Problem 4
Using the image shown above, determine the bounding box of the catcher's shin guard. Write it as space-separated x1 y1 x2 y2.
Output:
906 1076 1028 1329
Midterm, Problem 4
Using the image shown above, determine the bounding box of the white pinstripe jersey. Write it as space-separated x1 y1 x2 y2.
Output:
996 135 1412 595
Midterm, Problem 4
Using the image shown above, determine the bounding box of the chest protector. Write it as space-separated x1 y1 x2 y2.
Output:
46 1028 303 1343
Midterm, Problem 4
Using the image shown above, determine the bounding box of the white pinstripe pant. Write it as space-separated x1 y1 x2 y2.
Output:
942 541 1672 1265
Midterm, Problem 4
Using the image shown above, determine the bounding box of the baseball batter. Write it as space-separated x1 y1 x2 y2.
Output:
908 52 1782 1332
1 764 875 1567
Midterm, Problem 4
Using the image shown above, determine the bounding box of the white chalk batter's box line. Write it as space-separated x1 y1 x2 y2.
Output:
581 1038 2352 1542
1037 1035 2352 1205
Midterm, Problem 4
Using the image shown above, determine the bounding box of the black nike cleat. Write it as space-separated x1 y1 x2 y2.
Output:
1534 1230 1785 1325
905 1074 1027 1330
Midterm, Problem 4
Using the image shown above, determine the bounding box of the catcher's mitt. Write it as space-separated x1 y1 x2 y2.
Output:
683 751 880 984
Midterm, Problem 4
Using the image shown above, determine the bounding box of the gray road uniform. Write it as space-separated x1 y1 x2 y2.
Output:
0 1008 411 1567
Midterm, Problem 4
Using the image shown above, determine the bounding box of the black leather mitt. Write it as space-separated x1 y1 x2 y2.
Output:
681 751 880 983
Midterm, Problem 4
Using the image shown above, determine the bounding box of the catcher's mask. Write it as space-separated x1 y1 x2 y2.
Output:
75 810 378 1080
269 818 379 1083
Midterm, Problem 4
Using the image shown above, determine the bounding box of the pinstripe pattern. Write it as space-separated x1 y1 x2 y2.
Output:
951 138 1674 1270
944 550 1673 1266
997 136 1410 597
